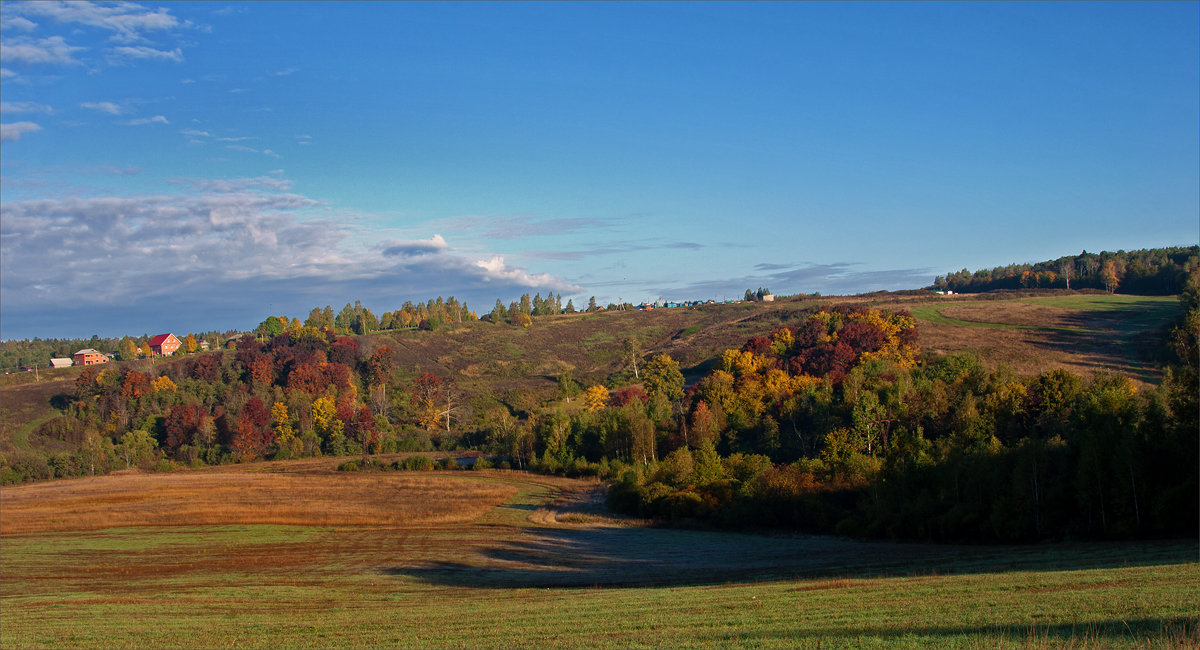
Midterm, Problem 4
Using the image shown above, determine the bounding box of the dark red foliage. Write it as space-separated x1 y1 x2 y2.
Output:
186 353 223 382
796 341 858 379
329 337 360 366
837 321 886 355
794 319 827 348
234 334 264 364
248 356 274 385
345 404 378 453
164 402 207 455
285 361 325 395
367 346 393 386
232 397 273 460
741 336 773 356
322 363 353 390
412 372 442 403
610 386 649 407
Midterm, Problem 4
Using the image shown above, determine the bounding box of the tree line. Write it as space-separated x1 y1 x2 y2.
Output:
931 246 1197 295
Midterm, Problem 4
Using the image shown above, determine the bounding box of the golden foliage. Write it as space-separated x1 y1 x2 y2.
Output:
150 375 177 393
583 385 609 412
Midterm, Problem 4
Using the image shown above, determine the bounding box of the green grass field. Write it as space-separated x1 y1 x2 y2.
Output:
2 466 1195 649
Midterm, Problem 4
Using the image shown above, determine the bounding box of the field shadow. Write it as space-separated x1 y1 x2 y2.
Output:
384 524 1196 589
1028 302 1179 383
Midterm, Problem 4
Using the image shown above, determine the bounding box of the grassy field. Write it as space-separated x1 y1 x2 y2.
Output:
2 460 1195 649
909 293 1181 385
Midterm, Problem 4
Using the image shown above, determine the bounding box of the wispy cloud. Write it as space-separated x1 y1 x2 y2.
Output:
1 15 38 32
0 101 54 114
439 214 621 240
81 100 122 114
0 35 83 65
9 1 184 44
171 176 294 192
0 121 43 141
122 115 169 126
667 262 937 300
109 45 183 63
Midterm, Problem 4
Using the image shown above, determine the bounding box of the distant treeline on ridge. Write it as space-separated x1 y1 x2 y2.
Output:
931 246 1198 295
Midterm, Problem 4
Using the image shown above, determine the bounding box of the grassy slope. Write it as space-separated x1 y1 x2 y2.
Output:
1 291 1182 456
1 462 1195 649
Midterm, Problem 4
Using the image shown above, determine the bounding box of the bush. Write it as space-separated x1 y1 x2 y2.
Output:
152 458 178 473
2 451 52 483
338 460 361 472
397 455 436 471
472 457 492 470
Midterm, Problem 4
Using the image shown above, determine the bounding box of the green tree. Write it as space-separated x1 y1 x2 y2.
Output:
119 337 138 361
116 429 157 469
642 354 684 402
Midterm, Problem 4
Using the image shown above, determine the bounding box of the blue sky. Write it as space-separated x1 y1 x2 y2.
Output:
1 1 1197 340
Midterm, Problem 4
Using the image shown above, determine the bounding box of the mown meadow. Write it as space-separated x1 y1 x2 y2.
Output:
1 461 1196 649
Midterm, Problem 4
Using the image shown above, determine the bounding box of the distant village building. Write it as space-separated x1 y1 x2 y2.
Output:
761 294 775 302
72 349 108 366
149 333 182 357
49 358 73 369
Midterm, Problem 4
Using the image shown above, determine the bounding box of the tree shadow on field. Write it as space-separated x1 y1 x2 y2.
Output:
383 524 1196 589
1028 301 1181 384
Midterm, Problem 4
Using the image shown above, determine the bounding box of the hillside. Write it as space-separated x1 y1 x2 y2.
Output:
2 289 1181 461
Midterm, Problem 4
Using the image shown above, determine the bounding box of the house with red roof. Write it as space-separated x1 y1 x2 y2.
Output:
149 333 182 357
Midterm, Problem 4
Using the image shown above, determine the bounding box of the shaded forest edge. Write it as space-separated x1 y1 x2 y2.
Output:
0 253 1195 544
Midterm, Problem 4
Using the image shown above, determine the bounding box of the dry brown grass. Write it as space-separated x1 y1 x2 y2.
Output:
0 469 518 534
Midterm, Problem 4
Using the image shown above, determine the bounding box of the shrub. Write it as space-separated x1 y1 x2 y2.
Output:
1 451 52 483
152 458 178 473
398 455 436 471
472 457 492 470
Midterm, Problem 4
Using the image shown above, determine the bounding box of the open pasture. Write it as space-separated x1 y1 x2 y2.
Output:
910 294 1181 384
1 461 1195 649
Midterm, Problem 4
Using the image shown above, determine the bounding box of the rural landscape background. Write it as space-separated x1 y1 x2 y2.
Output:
2 2 1198 649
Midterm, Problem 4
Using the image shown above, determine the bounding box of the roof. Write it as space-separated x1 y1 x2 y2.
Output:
149 333 178 346
73 348 102 355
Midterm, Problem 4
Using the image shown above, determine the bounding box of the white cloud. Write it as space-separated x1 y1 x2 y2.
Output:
0 68 15 78
109 45 183 63
0 35 83 64
81 101 122 114
122 115 169 126
0 101 54 114
0 121 43 141
0 187 582 336
1 16 38 32
10 1 183 44
172 176 294 192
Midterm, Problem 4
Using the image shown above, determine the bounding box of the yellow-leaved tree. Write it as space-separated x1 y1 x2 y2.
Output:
583 385 609 412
